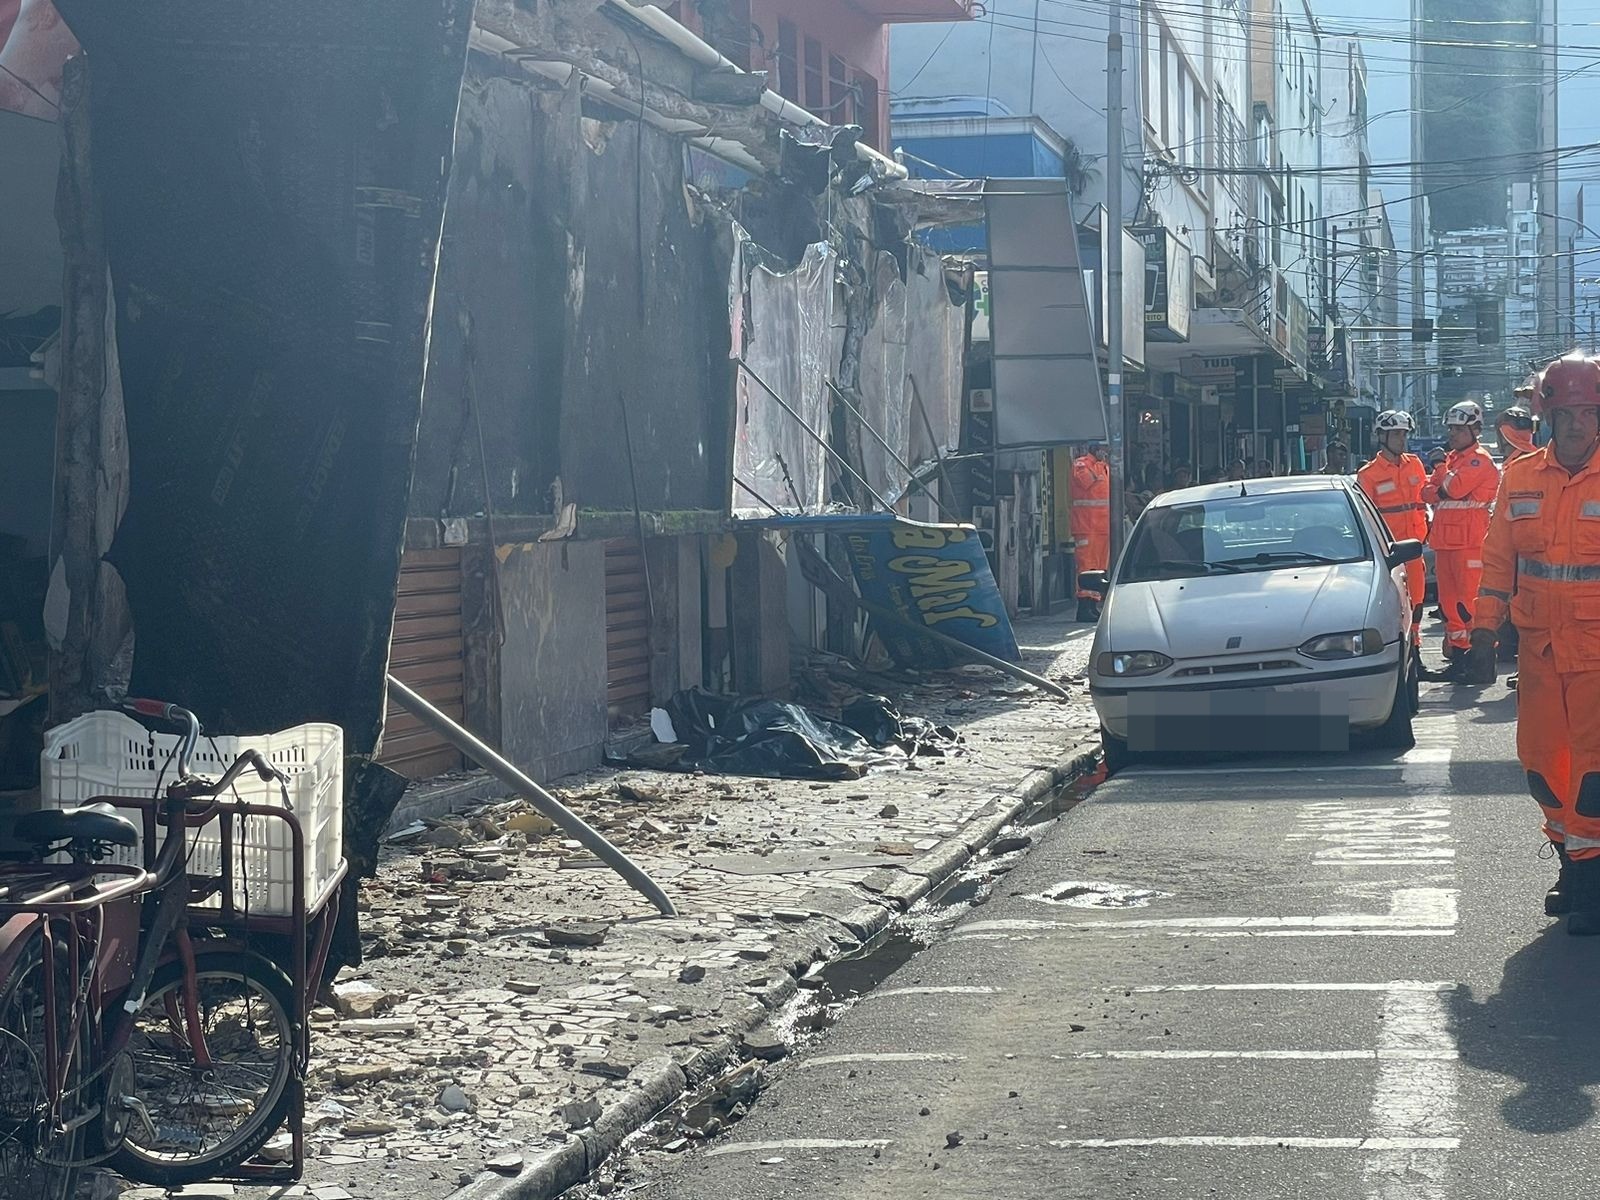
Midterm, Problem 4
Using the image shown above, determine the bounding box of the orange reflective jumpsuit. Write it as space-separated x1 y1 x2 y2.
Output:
1357 451 1429 644
1475 446 1600 859
1070 454 1111 599
1424 443 1500 653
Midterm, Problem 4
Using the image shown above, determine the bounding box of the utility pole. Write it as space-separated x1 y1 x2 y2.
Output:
1409 0 1429 430
1107 0 1126 561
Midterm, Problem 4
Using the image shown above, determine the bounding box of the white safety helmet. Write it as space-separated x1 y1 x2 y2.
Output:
1445 400 1484 427
1374 409 1415 434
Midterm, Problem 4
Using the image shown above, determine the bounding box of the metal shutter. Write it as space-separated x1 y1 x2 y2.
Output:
381 547 466 778
605 539 652 722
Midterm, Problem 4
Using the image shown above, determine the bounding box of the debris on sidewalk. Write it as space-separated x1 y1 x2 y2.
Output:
86 619 1096 1200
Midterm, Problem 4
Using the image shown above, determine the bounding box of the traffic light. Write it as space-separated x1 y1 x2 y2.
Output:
1412 318 1434 344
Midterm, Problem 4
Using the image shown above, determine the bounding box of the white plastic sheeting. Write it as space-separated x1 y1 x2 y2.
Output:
730 228 964 518
731 237 836 516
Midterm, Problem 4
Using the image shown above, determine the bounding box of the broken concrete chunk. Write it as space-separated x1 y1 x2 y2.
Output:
740 1030 787 1062
488 1153 524 1176
438 1084 472 1113
505 811 555 837
677 963 707 984
341 1018 417 1037
344 1117 398 1137
879 803 900 818
989 834 1034 856
505 979 543 996
559 1096 604 1130
331 981 397 1020
333 1062 397 1088
419 824 466 849
542 918 611 948
580 1059 632 1080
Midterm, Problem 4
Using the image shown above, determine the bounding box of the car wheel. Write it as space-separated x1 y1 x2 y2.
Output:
1101 727 1133 775
1374 659 1416 749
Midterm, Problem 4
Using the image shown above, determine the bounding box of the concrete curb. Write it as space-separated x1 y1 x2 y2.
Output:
449 739 1100 1200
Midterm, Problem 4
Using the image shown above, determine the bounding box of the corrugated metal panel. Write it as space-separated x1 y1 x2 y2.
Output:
605 540 651 722
381 547 465 778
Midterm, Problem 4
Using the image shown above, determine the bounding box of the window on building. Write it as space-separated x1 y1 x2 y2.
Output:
804 36 825 111
1191 79 1206 169
776 20 798 103
828 53 851 123
855 71 880 148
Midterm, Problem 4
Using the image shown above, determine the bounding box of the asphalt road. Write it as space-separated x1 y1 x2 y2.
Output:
605 669 1600 1200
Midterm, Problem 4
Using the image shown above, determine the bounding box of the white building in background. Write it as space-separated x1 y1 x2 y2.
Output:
1321 36 1401 408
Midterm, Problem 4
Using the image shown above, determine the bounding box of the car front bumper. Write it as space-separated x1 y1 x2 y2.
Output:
1091 655 1399 748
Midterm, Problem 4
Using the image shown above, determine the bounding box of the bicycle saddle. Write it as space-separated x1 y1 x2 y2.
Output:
15 804 139 849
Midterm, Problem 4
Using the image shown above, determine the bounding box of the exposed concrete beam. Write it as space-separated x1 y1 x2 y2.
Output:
473 0 781 167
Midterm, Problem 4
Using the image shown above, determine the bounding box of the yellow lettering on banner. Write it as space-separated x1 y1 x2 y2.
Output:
925 606 998 629
891 527 949 550
888 556 971 589
918 591 971 612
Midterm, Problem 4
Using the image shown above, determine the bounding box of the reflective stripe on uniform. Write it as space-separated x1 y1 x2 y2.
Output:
1566 834 1600 852
1585 500 1600 518
1436 499 1491 510
1479 587 1512 602
1375 480 1398 494
1517 556 1600 582
1509 500 1541 517
1076 499 1111 507
1376 502 1425 513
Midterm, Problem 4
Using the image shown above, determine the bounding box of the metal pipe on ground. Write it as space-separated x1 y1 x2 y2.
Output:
384 674 677 916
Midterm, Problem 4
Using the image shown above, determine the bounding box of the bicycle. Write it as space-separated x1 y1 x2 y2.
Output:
0 700 346 1195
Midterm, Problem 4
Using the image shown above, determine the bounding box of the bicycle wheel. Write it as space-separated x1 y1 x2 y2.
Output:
0 932 88 1200
109 951 296 1186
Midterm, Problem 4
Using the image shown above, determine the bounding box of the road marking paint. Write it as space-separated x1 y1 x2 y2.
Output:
1049 1137 1460 1151
864 986 1001 1000
953 928 1455 941
1120 763 1453 777
706 1139 892 1158
1294 803 1455 867
1362 986 1459 1198
1112 982 1457 994
1066 1049 1457 1061
957 888 1456 934
798 1053 964 1069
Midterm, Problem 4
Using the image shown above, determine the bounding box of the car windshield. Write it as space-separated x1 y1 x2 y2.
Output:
1119 490 1369 583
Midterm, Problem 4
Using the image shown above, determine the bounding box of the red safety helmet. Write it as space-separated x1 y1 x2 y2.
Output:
1536 353 1600 415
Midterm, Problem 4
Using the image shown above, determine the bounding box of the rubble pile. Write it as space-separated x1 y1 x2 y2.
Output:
95 632 1097 1200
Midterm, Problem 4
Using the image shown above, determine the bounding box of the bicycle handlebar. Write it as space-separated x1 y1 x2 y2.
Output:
123 699 201 781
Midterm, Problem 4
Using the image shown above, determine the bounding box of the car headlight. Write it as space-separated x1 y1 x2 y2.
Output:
1298 628 1384 660
1096 651 1174 677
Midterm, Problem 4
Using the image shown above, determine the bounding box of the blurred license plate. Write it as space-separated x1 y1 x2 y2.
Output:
1125 688 1349 753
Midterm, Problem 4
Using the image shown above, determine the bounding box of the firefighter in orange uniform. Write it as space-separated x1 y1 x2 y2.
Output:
1423 400 1500 674
1466 353 1600 931
1070 443 1112 621
1496 403 1538 464
1492 402 1539 684
1357 410 1429 649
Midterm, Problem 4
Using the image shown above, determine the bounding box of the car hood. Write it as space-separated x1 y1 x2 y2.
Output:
1105 563 1379 658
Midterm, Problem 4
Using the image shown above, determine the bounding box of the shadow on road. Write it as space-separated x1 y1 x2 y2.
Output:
1450 925 1600 1134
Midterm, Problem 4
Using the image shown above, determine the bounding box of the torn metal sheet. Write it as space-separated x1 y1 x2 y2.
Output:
982 178 1109 449
54 0 474 749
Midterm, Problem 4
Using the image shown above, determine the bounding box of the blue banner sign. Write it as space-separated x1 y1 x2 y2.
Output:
837 516 1021 666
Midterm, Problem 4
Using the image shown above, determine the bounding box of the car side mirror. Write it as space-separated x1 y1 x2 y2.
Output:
1386 539 1424 569
1079 570 1109 592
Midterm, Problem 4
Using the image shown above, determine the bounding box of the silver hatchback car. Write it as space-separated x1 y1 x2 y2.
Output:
1086 476 1425 771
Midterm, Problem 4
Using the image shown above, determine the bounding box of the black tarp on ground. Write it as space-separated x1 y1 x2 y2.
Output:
52 0 474 752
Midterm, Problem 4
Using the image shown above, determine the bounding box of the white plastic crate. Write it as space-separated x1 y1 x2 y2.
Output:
40 711 343 917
